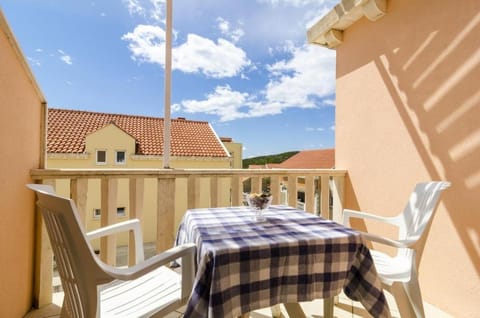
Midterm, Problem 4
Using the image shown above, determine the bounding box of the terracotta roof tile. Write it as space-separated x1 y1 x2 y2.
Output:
248 150 334 169
276 149 335 169
47 108 228 157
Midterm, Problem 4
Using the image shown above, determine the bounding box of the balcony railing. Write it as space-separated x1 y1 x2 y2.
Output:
29 168 346 308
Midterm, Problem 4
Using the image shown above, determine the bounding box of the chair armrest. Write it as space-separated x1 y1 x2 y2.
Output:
343 208 399 227
86 219 145 263
103 243 197 282
359 231 418 248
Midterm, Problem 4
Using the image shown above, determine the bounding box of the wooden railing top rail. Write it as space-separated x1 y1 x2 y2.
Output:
30 168 347 179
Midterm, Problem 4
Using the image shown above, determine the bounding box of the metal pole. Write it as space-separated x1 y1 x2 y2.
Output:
163 0 172 168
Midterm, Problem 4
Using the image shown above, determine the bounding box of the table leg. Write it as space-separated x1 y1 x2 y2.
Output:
284 303 307 318
324 297 334 318
271 304 282 317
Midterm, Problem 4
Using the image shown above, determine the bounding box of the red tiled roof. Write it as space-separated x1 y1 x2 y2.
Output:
276 149 335 168
47 108 228 157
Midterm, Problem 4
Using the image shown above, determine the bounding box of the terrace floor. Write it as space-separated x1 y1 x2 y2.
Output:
24 291 453 318
24 244 454 318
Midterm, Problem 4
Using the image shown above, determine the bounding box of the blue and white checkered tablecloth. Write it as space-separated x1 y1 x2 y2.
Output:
175 205 390 318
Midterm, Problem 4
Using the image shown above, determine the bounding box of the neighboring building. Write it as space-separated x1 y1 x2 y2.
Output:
248 149 334 169
47 108 238 169
220 136 243 168
275 149 335 204
248 149 335 207
47 108 242 245
308 0 479 316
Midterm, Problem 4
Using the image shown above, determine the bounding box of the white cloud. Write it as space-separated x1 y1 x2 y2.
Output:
149 0 165 23
173 44 336 122
305 127 324 132
58 49 73 65
264 44 335 108
173 85 250 121
124 0 146 16
122 25 166 65
122 26 251 78
27 57 41 66
216 17 245 43
174 34 250 78
323 99 335 106
123 0 165 23
174 84 287 122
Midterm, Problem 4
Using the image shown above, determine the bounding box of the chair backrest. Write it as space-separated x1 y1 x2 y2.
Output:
27 184 111 318
396 181 450 262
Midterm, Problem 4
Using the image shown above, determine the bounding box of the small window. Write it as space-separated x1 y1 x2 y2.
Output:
92 207 126 218
115 151 126 164
116 207 126 217
96 150 107 165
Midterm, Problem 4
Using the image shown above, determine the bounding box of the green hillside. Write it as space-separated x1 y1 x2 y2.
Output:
242 151 298 168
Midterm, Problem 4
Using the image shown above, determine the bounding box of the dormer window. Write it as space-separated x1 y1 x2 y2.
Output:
115 150 126 164
96 150 107 165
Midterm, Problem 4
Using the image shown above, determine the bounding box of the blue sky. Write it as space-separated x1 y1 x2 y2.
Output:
2 0 337 158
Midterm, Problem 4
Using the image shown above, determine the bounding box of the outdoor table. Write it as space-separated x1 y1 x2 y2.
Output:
175 205 391 318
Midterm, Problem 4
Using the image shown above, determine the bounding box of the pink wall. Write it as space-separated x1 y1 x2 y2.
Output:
335 0 480 316
0 12 45 316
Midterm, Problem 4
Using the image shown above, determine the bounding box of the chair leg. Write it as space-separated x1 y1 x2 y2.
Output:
60 303 72 318
402 275 425 318
391 280 425 318
323 297 334 318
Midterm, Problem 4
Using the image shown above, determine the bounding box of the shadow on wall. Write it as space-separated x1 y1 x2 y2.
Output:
371 1 480 275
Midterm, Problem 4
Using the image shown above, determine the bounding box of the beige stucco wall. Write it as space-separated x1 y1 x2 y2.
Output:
0 11 45 317
48 125 234 248
335 0 479 316
223 140 243 168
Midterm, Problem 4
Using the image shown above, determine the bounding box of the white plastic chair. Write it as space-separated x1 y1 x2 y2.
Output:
343 181 450 318
27 184 196 318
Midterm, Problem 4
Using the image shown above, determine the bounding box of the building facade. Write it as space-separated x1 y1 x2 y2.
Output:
47 108 242 245
309 0 480 316
0 10 46 317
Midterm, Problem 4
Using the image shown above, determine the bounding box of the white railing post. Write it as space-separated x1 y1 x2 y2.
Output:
100 177 118 265
320 176 330 219
129 177 144 265
231 175 243 206
251 176 262 194
157 177 175 253
70 178 88 225
210 176 220 208
304 176 315 213
330 176 345 224
270 175 281 205
287 176 297 208
187 175 201 209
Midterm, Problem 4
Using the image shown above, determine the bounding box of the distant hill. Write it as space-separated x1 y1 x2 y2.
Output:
242 151 299 169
